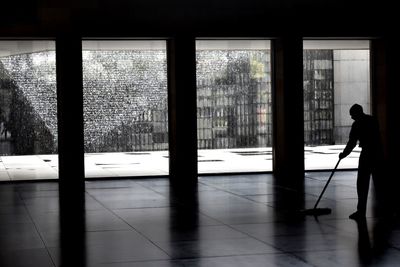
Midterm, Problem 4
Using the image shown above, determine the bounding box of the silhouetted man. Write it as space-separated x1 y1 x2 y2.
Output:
339 104 383 220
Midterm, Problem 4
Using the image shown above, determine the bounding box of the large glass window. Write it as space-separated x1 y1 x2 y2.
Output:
82 40 168 178
196 40 272 174
0 40 58 181
303 40 370 170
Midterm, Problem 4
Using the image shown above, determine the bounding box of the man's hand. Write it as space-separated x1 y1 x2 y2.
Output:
339 152 346 159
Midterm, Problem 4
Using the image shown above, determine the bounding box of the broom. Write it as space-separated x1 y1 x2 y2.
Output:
301 158 341 216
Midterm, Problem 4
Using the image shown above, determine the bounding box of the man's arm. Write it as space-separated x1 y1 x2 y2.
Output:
339 123 358 159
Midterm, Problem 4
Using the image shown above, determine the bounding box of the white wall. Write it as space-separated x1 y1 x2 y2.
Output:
333 50 370 144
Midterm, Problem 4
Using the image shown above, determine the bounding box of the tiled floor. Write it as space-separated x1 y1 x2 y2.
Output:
0 146 360 181
1 172 399 267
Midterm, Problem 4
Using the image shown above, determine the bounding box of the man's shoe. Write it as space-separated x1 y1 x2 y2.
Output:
349 211 365 220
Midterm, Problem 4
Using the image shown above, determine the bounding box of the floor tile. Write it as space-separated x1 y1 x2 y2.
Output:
268 232 358 252
200 203 276 224
294 248 400 267
157 237 279 259
1 172 399 267
232 220 338 239
180 254 313 267
0 171 10 181
134 225 247 243
114 207 221 228
85 231 170 263
0 223 45 250
0 248 55 267
85 210 132 231
90 260 184 267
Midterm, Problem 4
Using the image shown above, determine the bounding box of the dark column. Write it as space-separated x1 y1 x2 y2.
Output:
380 37 400 215
272 36 304 183
56 34 86 266
371 37 400 216
385 37 400 170
370 38 390 215
370 39 389 160
167 37 198 188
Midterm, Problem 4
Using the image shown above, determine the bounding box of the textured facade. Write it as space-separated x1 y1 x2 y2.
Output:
303 50 334 145
82 50 168 152
0 48 369 156
0 52 57 155
197 50 272 148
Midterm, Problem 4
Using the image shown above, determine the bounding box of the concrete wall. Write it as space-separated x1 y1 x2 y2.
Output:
82 50 168 152
0 50 169 154
333 50 370 144
0 54 57 155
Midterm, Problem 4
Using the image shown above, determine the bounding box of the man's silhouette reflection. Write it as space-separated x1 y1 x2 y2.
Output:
356 217 393 265
339 104 384 220
356 218 372 264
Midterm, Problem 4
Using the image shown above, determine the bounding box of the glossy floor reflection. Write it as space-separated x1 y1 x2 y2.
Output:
1 172 399 266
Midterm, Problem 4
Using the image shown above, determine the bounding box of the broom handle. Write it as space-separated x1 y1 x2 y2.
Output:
313 158 341 209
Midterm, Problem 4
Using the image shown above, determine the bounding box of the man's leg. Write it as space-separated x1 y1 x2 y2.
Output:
350 154 372 220
357 167 371 216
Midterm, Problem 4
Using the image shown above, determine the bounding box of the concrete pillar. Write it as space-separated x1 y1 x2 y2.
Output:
56 33 86 266
272 36 304 182
370 39 389 160
375 37 400 213
56 34 85 192
167 36 198 188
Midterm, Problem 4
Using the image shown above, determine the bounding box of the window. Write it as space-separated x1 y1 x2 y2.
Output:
303 40 370 170
196 40 272 173
0 40 58 181
82 40 169 178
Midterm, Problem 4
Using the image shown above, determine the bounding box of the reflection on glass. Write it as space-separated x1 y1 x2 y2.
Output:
0 41 58 181
82 40 168 178
303 40 370 170
196 40 272 173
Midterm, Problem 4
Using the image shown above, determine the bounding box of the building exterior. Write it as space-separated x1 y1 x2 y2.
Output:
0 46 369 155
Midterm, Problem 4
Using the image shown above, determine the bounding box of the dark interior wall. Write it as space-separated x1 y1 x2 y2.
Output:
2 1 399 239
0 0 397 37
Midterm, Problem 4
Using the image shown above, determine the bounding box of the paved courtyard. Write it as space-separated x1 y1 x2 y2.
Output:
0 145 360 181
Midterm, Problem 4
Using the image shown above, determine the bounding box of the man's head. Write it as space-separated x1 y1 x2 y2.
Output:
349 104 364 121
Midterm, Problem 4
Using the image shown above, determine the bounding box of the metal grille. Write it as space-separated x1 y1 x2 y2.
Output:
303 50 334 145
196 50 272 149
